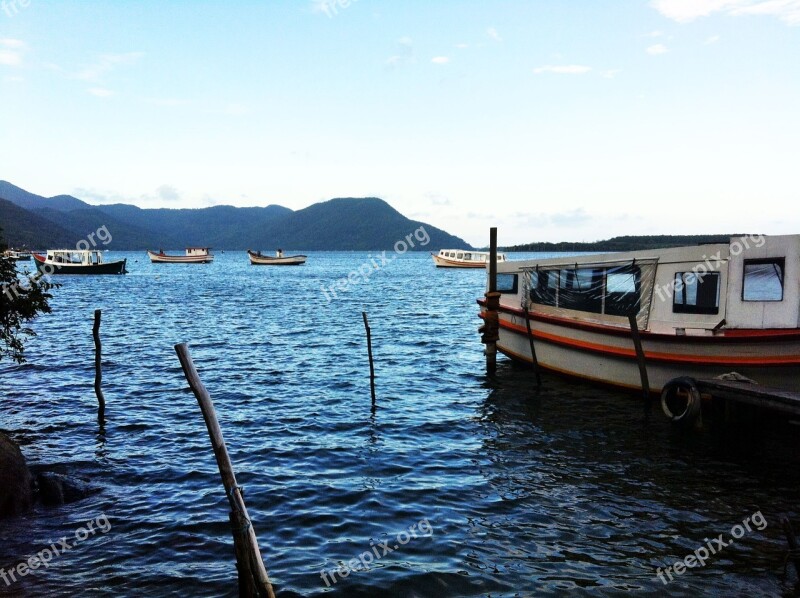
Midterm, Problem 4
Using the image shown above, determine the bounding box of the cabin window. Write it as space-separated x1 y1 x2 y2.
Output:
673 272 720 315
531 270 558 306
464 253 472 261
743 258 784 301
559 268 603 313
497 274 518 294
457 252 464 259
604 266 641 317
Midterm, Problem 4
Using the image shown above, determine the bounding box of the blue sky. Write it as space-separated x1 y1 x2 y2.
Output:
1 1 798 245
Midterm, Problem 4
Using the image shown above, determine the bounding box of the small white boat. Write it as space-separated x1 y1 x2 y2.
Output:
33 249 126 274
432 249 507 268
247 250 307 266
3 250 31 261
147 247 214 264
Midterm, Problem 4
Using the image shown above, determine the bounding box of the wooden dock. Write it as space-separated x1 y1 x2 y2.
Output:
696 379 800 417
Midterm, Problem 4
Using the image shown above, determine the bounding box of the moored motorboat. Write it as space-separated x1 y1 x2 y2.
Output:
432 249 507 268
479 234 800 394
147 247 214 264
3 250 31 261
247 250 307 266
33 250 127 275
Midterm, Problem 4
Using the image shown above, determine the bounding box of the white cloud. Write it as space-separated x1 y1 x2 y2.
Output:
734 0 800 24
157 185 180 202
0 39 25 67
643 30 665 37
74 52 144 82
88 87 115 97
0 38 25 49
487 27 502 41
455 43 469 49
600 69 622 78
646 43 669 54
533 65 591 74
0 50 21 67
651 0 800 25
431 56 450 64
705 34 722 43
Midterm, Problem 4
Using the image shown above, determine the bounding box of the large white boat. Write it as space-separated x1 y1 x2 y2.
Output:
147 247 214 264
479 235 800 393
432 249 507 268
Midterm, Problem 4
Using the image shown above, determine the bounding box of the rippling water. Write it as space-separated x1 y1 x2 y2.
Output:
2 251 799 597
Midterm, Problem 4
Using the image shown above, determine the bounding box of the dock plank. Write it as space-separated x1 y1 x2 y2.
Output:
696 379 800 416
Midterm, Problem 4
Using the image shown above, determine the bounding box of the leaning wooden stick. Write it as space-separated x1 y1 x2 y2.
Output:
362 312 376 402
174 343 276 598
93 309 106 412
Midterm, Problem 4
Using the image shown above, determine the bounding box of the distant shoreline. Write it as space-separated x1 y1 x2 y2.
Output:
500 234 743 253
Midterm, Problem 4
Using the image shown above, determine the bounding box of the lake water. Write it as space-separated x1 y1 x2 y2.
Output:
2 251 799 597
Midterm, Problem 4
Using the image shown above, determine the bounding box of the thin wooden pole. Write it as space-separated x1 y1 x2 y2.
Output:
523 304 542 387
781 516 800 579
362 312 376 403
93 309 106 413
628 314 650 399
174 343 276 598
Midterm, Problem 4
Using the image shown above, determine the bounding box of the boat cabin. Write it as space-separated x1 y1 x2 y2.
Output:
493 235 800 335
186 247 212 257
45 250 106 265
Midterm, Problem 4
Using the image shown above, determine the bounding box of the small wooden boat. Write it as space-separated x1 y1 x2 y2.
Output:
147 247 214 264
247 250 307 266
33 250 127 275
432 249 507 268
3 250 31 261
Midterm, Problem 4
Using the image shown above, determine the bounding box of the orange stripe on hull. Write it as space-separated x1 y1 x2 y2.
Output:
494 317 800 367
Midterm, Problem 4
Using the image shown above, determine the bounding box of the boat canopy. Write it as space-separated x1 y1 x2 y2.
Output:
45 250 105 265
519 257 659 329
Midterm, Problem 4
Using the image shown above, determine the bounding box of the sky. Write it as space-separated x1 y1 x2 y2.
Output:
1 1 799 246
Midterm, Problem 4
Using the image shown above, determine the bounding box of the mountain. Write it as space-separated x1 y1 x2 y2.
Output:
0 198 77 248
0 181 471 250
215 197 466 250
0 181 90 212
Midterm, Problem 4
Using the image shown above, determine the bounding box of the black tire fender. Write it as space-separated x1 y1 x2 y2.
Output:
661 376 702 426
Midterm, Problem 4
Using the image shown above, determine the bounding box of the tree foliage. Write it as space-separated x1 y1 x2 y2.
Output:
0 229 57 363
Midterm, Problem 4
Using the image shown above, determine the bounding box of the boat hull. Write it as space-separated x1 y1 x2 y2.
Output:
431 253 487 268
482 305 800 393
247 251 306 265
147 251 214 264
33 254 127 275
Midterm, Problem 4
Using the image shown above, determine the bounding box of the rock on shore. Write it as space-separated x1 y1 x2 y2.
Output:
0 431 34 518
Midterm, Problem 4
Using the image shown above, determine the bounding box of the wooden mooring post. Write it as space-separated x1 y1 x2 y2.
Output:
481 228 500 376
93 309 106 414
174 343 276 598
628 313 650 400
362 312 376 403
